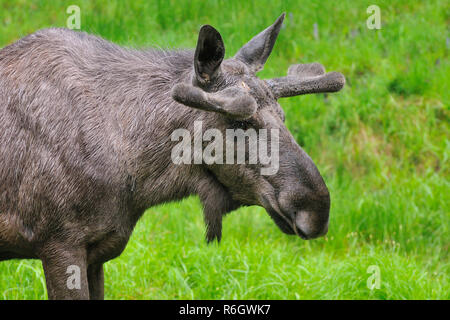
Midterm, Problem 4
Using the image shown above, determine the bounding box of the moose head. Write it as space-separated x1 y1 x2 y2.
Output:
172 13 345 242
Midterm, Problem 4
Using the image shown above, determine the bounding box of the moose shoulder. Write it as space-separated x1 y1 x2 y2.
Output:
0 13 344 299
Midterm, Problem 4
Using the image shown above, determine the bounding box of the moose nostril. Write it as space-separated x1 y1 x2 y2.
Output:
295 211 313 236
295 210 328 239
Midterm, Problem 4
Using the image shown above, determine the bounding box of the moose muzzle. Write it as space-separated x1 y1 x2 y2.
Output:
294 209 329 240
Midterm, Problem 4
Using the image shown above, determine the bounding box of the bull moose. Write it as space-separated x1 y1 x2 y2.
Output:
0 13 344 299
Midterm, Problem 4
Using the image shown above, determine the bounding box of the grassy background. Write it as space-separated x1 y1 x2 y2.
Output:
0 0 448 299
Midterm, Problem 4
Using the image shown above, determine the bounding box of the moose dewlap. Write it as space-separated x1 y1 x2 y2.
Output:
0 13 344 299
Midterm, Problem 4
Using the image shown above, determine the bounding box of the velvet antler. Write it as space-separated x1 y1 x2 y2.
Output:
266 62 345 98
171 83 257 120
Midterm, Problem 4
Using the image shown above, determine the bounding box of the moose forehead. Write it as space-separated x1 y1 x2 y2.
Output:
221 59 268 95
221 59 284 117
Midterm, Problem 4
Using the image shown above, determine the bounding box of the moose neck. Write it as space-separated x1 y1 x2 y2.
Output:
104 49 209 213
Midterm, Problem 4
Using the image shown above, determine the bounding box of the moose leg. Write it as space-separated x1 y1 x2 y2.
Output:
41 247 89 300
88 263 104 300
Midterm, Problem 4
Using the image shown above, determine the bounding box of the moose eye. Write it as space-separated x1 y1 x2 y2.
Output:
235 120 252 130
234 117 259 130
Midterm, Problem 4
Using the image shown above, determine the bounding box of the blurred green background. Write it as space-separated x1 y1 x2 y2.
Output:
0 0 448 299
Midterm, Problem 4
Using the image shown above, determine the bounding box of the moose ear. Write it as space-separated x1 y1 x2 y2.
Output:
234 13 285 73
194 25 225 85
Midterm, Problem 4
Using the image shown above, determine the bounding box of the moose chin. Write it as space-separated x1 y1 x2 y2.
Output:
0 13 344 299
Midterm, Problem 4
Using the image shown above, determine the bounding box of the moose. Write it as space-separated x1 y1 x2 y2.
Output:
0 13 344 299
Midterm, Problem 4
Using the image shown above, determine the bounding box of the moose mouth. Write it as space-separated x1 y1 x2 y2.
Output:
260 194 308 240
260 193 309 239
265 207 309 240
258 178 330 240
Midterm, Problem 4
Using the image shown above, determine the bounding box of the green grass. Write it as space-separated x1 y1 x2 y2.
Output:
0 0 448 299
